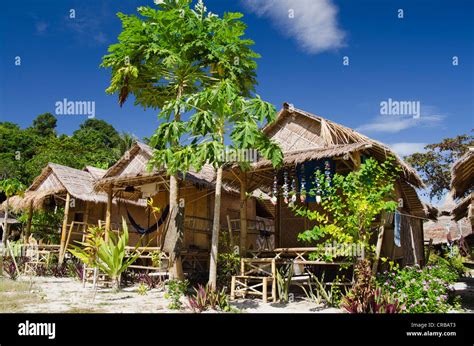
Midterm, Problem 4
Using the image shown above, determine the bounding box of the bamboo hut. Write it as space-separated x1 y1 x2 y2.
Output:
93 142 272 272
226 103 428 267
1 163 146 260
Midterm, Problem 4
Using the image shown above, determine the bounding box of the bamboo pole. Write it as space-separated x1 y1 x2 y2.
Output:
105 186 112 241
82 201 89 242
24 201 33 243
59 192 71 265
372 226 385 274
226 215 234 251
239 172 248 256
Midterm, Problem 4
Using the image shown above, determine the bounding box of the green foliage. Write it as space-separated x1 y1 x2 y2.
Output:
216 252 240 290
276 262 294 303
95 221 142 290
18 209 64 243
137 282 148 296
30 113 57 137
300 272 345 307
405 132 473 200
165 279 190 310
295 158 399 261
151 250 164 268
188 284 233 312
0 115 136 185
341 259 402 313
69 226 105 267
0 178 25 198
376 258 461 313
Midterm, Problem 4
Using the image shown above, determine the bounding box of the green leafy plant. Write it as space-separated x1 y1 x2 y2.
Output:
376 258 461 313
18 209 64 244
216 252 240 290
294 158 399 262
300 272 345 307
69 225 105 267
188 284 233 312
95 222 142 291
342 260 402 313
151 250 164 268
276 262 294 303
165 279 189 310
137 282 148 296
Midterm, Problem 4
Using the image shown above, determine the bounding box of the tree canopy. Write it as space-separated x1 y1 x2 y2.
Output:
0 114 136 188
405 131 473 200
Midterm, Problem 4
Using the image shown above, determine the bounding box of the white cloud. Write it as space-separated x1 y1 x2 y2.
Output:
243 0 346 54
389 142 427 157
356 115 444 134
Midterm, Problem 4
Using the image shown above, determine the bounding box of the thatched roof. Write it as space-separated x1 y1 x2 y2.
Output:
94 142 235 194
0 211 19 224
2 163 143 211
422 203 439 221
452 192 473 222
451 150 474 199
260 103 423 188
424 215 472 245
84 166 106 180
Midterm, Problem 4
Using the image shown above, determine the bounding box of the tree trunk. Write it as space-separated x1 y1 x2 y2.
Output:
209 166 223 290
2 197 10 247
165 174 184 280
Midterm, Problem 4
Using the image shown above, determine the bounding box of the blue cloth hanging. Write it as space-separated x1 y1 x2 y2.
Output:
394 211 401 247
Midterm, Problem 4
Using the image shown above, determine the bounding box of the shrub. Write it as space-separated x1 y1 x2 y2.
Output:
137 283 148 296
216 252 240 291
376 261 459 313
341 260 402 313
165 279 189 310
137 272 164 290
188 284 233 312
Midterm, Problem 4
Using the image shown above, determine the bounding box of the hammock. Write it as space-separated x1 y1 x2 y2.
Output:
126 204 170 235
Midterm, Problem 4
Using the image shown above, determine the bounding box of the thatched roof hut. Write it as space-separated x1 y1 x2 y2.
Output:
450 150 474 226
94 141 236 195
423 193 472 245
1 163 144 213
228 103 426 217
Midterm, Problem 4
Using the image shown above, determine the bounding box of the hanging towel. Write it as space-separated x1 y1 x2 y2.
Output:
394 211 401 247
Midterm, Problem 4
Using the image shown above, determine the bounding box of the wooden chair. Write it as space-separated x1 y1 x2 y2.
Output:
24 245 51 275
230 258 277 303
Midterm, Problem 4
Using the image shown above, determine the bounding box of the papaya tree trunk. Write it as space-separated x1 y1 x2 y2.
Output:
165 175 184 280
209 166 223 290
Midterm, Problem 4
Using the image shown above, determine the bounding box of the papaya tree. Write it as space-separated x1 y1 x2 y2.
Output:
101 0 216 279
151 9 283 289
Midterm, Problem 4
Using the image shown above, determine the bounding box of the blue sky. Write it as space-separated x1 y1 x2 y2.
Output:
1 0 472 160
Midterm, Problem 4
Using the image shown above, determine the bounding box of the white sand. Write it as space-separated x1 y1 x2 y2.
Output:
9 276 342 313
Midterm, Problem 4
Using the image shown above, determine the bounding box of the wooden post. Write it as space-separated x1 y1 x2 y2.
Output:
24 201 33 242
239 172 247 256
274 195 280 248
59 192 71 265
425 239 433 265
372 226 385 275
82 201 90 242
105 186 113 241
226 215 235 251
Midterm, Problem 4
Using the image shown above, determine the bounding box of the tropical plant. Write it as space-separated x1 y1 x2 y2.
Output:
17 208 64 244
376 258 461 313
294 158 399 262
68 226 105 268
341 260 402 313
275 262 294 303
300 272 345 307
0 178 25 247
165 279 189 310
216 252 240 290
188 284 233 312
95 222 142 291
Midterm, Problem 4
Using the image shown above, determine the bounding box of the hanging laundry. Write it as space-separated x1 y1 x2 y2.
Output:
394 211 401 247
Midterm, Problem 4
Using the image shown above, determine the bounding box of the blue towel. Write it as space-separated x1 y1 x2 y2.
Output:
394 212 401 247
